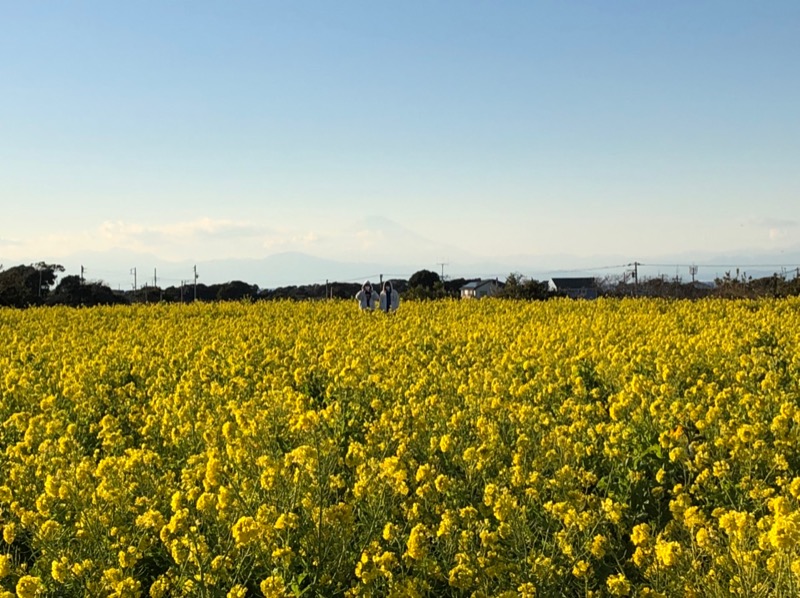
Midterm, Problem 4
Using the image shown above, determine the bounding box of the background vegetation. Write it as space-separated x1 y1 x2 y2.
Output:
1 263 800 308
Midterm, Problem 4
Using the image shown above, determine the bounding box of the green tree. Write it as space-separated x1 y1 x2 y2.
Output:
497 272 549 300
408 269 440 290
406 269 445 300
47 275 127 306
0 262 64 307
217 281 258 301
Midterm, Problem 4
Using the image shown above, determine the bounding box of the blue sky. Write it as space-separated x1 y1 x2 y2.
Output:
2 1 799 286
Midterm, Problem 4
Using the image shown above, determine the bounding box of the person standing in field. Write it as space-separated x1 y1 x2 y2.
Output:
356 280 378 310
380 280 400 313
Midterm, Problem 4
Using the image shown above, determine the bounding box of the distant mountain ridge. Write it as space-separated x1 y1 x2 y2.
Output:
22 215 800 290
38 246 800 292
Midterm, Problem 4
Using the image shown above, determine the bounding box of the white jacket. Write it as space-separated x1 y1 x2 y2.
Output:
379 288 400 312
355 284 378 310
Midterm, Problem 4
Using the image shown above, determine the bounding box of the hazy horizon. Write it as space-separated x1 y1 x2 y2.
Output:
12 229 800 291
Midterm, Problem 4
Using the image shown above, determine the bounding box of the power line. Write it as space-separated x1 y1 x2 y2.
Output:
641 262 800 269
541 263 631 274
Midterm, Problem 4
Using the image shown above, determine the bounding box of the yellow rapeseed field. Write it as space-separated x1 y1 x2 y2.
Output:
2 298 800 597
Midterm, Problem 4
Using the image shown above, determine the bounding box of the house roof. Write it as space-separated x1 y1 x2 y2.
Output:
460 280 495 291
550 277 596 289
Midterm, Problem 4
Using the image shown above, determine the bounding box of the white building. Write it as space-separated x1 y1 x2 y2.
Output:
460 279 499 299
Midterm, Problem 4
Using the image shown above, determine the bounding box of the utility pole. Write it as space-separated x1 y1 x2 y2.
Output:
627 261 639 296
180 280 190 303
436 261 449 281
154 268 157 288
689 264 698 284
193 265 198 302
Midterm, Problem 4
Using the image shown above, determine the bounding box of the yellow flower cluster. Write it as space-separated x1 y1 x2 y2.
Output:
1 297 800 596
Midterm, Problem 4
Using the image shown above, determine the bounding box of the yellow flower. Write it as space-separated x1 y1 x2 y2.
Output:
602 498 624 524
434 474 452 494
768 511 800 550
631 523 651 546
589 534 608 559
118 546 140 568
383 522 398 542
260 575 286 598
606 572 632 596
136 509 166 530
204 452 223 489
379 456 409 496
196 492 216 515
789 478 800 499
448 563 475 589
217 486 233 510
696 527 712 549
682 506 704 529
0 554 10 579
102 567 141 597
718 510 752 542
415 463 434 483
271 546 293 567
37 519 60 542
791 558 800 578
149 577 170 598
632 546 649 568
437 511 458 538
227 585 247 598
232 516 260 547
51 557 70 583
15 575 44 598
3 523 16 545
654 539 681 567
405 524 429 561
572 559 591 579
493 492 517 523
170 491 182 513
71 559 93 577
274 512 298 531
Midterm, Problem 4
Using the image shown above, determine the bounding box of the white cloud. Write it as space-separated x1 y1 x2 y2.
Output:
100 217 267 243
769 228 784 241
2 217 283 263
261 230 324 252
738 217 798 247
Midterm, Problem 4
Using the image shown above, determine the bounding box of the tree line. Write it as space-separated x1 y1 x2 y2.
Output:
1 263 799 308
